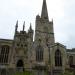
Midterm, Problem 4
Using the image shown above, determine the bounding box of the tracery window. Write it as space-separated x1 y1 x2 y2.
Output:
0 45 9 64
55 49 62 66
36 45 43 62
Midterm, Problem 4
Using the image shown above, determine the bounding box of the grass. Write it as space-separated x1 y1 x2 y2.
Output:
14 71 33 75
13 70 48 75
61 71 74 75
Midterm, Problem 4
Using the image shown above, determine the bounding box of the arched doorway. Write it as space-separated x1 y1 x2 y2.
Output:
16 60 24 71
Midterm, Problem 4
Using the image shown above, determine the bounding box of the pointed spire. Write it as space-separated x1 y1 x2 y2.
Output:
29 23 33 32
30 23 32 30
52 19 53 24
41 0 48 20
15 20 18 32
23 21 25 31
16 20 18 27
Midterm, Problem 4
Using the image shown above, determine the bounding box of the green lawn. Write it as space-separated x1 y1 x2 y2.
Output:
14 71 33 75
13 70 48 75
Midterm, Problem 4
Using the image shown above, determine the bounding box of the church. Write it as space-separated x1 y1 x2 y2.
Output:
0 0 75 75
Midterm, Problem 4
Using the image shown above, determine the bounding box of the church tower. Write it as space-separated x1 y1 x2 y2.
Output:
35 0 55 46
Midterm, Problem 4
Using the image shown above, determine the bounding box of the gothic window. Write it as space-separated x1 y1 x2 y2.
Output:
0 45 9 64
55 49 62 66
36 45 44 62
69 56 73 67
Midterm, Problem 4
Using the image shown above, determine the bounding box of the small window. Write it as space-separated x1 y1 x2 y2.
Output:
24 44 27 47
17 43 19 46
21 44 23 47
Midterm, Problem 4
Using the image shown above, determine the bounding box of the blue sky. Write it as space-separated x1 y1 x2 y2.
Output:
0 0 75 49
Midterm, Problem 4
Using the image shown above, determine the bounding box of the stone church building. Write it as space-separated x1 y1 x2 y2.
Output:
0 0 75 74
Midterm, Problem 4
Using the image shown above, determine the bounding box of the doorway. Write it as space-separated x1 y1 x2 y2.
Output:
16 60 24 71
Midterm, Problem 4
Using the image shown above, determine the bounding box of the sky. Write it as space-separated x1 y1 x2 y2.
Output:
0 0 75 49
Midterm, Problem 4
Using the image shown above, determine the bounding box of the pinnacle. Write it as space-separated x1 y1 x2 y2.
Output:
23 21 25 31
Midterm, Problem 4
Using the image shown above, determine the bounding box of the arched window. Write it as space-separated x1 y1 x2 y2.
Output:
0 45 9 64
55 49 62 66
36 45 43 62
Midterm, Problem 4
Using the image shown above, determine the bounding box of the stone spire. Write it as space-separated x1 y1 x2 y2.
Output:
28 23 33 33
29 23 33 32
30 23 32 30
15 20 18 32
28 23 33 41
23 21 25 31
41 0 48 20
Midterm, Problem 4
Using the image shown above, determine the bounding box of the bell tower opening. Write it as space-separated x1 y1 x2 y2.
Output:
16 60 24 71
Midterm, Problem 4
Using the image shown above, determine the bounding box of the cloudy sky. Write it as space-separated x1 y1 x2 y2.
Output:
0 0 75 49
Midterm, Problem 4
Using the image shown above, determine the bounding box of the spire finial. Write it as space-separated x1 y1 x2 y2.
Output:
30 23 32 30
23 21 25 31
16 20 18 27
41 0 48 20
15 20 18 32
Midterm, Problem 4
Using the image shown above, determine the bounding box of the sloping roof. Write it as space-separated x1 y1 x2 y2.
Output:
50 42 66 49
0 38 13 43
66 49 75 52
